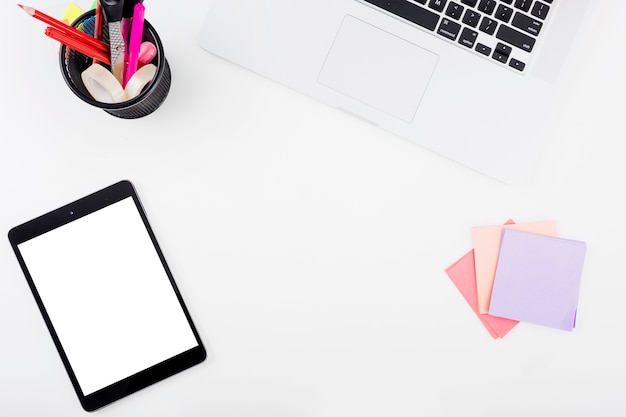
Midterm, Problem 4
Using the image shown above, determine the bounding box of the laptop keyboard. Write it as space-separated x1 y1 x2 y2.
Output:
361 0 554 73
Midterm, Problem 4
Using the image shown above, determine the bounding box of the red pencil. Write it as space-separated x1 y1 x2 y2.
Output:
94 0 103 41
45 26 111 65
18 4 109 54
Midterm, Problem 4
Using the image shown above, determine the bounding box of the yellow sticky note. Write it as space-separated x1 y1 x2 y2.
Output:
62 3 84 25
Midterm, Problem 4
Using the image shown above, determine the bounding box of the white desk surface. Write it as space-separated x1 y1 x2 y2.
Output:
2 1 625 416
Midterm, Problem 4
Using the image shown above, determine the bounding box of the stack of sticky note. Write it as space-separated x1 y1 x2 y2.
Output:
445 220 587 338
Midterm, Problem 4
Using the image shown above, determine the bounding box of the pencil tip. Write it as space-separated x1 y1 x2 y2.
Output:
17 4 34 15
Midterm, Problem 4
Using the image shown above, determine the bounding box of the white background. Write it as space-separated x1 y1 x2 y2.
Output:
17 197 199 396
1 1 625 416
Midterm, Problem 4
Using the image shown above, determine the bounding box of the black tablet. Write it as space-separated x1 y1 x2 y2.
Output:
8 180 206 411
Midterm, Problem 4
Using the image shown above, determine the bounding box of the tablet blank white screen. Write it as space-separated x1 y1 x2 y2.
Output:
18 197 199 396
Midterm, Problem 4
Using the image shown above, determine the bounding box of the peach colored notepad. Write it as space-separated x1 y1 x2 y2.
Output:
472 220 558 314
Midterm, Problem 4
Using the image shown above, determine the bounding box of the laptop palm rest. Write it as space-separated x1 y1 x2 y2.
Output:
318 15 439 123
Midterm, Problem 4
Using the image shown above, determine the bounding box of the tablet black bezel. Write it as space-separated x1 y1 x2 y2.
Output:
8 180 206 412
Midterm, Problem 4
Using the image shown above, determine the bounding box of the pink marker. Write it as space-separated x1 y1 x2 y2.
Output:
123 2 145 87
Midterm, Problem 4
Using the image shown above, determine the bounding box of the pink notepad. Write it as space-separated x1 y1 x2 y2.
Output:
445 250 519 339
489 229 587 331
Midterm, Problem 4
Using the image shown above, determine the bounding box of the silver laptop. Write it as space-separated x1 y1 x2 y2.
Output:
198 0 592 184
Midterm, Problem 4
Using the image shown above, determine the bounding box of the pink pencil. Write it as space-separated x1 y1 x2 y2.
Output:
123 3 145 87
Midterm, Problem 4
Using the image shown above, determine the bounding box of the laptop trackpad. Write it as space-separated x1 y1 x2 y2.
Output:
318 15 439 123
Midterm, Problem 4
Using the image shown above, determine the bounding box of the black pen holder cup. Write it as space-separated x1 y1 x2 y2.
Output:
59 10 170 119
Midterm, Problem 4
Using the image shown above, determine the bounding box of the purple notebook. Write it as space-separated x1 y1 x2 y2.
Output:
489 229 587 331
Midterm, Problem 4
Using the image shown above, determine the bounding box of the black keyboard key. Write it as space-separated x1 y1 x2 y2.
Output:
531 1 550 20
492 50 508 63
512 12 543 36
492 42 512 64
363 0 440 31
429 0 448 12
461 0 477 6
478 0 497 15
509 58 526 71
445 2 464 20
438 17 461 40
494 5 514 23
514 0 532 12
479 17 497 35
459 27 478 48
462 9 481 27
496 24 536 52
495 42 512 57
475 43 491 55
501 0 513 4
